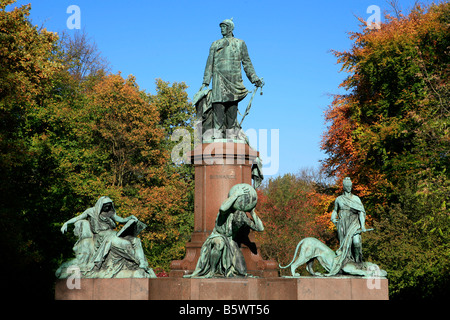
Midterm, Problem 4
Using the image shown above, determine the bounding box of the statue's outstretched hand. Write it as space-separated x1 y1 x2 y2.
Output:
254 78 264 88
61 222 68 234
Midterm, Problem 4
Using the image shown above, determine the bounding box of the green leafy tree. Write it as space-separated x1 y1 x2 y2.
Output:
321 2 449 298
0 0 63 299
49 73 195 272
0 0 195 298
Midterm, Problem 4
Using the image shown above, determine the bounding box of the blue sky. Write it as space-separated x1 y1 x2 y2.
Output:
10 0 424 178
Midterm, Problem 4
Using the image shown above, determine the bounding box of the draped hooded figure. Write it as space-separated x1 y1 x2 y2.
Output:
57 196 156 278
187 184 264 278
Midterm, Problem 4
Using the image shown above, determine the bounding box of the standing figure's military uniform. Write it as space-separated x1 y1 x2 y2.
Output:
201 19 261 138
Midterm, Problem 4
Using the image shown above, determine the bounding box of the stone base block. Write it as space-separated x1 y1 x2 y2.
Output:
294 276 389 300
54 278 149 300
148 277 388 300
55 276 388 300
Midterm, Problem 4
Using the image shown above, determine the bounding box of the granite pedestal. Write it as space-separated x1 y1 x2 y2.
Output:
54 278 149 300
55 276 389 300
170 142 278 278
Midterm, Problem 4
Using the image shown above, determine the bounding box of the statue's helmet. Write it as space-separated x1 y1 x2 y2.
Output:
219 18 234 32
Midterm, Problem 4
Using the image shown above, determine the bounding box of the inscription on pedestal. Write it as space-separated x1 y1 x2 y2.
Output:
210 174 236 179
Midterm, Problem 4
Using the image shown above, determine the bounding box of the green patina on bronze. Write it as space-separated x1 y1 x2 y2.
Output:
186 183 264 278
280 178 387 278
195 18 263 141
56 196 156 279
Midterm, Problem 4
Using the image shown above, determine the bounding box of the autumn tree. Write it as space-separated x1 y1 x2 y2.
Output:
49 73 195 272
0 0 63 299
322 2 449 200
0 0 196 297
255 169 335 276
321 2 449 298
149 79 195 185
58 28 110 83
142 79 195 269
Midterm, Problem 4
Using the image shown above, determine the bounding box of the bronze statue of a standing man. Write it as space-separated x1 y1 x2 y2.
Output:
199 18 263 139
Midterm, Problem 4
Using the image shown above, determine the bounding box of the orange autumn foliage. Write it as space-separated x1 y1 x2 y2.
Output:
254 173 336 275
82 74 194 269
87 73 165 187
320 2 449 297
44 72 194 271
321 2 449 211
